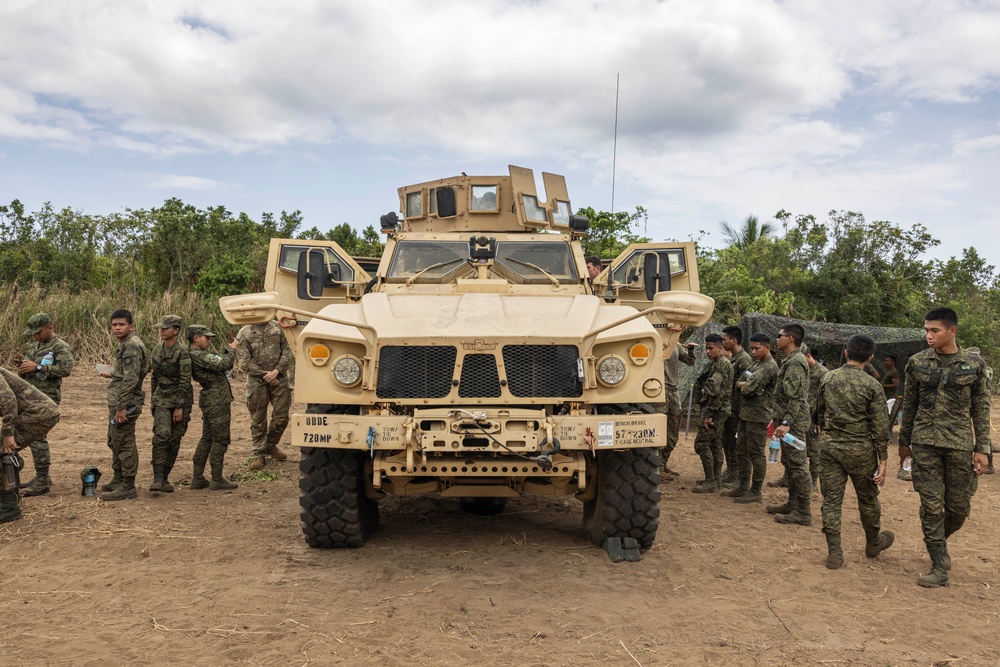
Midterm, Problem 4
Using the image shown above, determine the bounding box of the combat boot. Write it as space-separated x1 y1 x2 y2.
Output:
720 485 747 497
917 546 950 588
766 503 794 515
733 482 763 503
190 462 210 489
101 471 122 493
825 533 844 570
720 468 736 485
161 475 175 493
775 511 812 526
149 467 164 493
0 492 22 524
864 529 895 558
941 545 952 571
100 476 137 501
692 480 718 493
249 455 266 471
209 463 238 491
986 464 995 475
896 467 911 481
21 467 51 497
265 445 288 462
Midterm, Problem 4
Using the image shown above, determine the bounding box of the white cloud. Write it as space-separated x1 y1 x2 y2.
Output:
140 172 232 191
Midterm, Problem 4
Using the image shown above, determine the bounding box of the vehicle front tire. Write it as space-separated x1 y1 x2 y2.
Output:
300 447 379 548
582 447 661 549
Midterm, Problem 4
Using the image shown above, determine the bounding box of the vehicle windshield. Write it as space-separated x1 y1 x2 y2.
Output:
388 241 471 280
496 241 578 284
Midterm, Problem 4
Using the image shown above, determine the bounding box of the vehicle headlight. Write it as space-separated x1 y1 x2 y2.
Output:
333 355 362 386
597 355 626 386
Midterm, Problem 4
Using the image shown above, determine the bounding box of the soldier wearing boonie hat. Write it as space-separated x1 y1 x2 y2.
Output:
16 312 74 497
187 324 239 491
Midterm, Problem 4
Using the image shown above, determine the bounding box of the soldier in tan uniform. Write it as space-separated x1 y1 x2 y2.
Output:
236 320 293 470
1 368 61 523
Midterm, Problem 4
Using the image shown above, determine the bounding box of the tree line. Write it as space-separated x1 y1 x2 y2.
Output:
2 197 997 369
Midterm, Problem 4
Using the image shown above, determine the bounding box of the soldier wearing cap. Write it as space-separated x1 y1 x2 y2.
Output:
187 325 239 490
16 312 74 496
148 315 193 493
1 368 61 523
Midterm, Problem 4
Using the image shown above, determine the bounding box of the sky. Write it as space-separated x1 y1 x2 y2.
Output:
2 0 999 266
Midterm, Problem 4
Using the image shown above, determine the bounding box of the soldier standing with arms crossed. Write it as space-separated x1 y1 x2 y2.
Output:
815 335 893 569
99 309 151 501
660 341 696 480
721 326 752 484
722 333 778 503
237 320 293 470
149 315 192 494
899 307 991 587
188 325 239 490
16 312 74 496
1 368 61 523
769 324 812 525
691 334 733 493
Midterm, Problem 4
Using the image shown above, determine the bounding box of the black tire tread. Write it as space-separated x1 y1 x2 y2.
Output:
300 447 378 548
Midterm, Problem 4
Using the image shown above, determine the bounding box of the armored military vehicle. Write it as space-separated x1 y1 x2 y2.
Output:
220 166 714 548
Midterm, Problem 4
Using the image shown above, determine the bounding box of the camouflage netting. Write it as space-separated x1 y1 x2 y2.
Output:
677 312 927 402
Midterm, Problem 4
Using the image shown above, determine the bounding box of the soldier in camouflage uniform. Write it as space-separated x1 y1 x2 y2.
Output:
16 312 74 496
236 320 293 470
692 334 733 493
815 335 893 569
1 368 61 523
723 333 778 503
899 307 991 587
804 345 829 491
767 324 813 526
721 325 752 484
99 309 151 502
660 342 696 479
188 325 239 491
148 315 193 494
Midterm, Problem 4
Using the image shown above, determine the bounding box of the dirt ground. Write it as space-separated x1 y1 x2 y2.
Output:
1 374 998 667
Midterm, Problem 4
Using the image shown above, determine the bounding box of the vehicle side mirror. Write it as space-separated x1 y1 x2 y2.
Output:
643 252 672 300
297 248 332 300
436 187 457 218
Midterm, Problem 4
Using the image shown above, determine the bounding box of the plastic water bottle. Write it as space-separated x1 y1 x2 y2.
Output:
781 433 807 451
36 351 54 380
767 437 781 463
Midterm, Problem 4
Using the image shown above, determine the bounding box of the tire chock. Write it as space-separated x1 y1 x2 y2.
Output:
603 537 642 563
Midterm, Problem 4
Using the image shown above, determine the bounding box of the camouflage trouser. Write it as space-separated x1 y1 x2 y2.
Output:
659 387 682 466
151 406 191 475
193 403 232 470
723 414 739 471
737 419 769 485
780 428 812 514
911 444 976 550
806 426 821 478
819 446 880 536
107 408 141 478
15 416 60 466
694 418 725 476
246 382 291 456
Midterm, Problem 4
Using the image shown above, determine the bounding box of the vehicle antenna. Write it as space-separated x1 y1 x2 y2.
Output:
611 72 619 214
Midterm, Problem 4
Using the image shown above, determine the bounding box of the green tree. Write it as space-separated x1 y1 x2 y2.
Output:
578 205 650 260
720 214 772 249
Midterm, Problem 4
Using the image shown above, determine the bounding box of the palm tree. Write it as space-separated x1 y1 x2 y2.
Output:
720 215 773 249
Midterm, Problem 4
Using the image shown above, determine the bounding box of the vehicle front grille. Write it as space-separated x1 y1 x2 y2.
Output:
458 354 501 398
503 345 582 398
376 346 457 399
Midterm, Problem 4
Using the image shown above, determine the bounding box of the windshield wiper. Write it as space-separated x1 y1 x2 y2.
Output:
502 256 562 286
405 258 468 286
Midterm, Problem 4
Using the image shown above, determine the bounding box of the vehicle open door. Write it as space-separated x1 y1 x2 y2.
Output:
263 238 371 346
604 241 714 349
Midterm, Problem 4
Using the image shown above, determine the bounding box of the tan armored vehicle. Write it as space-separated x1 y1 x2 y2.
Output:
220 166 714 548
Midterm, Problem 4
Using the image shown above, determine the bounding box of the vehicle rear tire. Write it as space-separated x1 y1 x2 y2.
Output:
459 496 508 516
300 447 379 548
583 403 661 548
